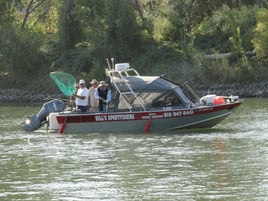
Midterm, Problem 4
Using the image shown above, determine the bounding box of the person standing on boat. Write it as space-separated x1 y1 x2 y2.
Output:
88 79 99 112
95 81 111 112
74 79 88 112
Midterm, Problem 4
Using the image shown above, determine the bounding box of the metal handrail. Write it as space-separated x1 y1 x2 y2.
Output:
108 67 146 111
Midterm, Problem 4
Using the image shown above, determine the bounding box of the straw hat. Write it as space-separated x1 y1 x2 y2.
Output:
90 79 98 84
99 81 108 87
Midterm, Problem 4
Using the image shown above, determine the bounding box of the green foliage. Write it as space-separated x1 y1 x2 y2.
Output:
195 6 257 53
133 42 183 75
52 42 95 73
58 0 82 49
1 28 47 77
54 0 145 81
1 0 268 91
102 0 142 58
0 0 15 23
200 58 230 83
252 7 268 59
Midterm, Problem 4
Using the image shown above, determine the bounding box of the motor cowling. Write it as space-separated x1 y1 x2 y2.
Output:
23 99 64 132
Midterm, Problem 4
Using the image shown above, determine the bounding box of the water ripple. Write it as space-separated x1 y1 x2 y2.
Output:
1 100 268 200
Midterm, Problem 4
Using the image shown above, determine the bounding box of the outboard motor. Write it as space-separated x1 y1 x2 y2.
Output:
23 99 65 132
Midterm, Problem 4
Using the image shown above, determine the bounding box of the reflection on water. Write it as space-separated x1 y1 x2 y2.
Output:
0 99 268 200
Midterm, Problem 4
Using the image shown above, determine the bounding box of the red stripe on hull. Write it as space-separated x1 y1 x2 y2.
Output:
56 102 241 124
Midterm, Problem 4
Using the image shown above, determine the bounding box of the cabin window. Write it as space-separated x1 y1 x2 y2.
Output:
153 92 184 107
115 91 184 110
165 95 181 106
174 87 191 106
116 92 164 110
141 91 184 108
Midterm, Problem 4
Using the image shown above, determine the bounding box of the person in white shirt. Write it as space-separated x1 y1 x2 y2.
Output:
74 79 88 112
88 79 99 112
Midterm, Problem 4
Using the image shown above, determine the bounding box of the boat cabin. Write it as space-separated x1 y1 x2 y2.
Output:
107 63 197 111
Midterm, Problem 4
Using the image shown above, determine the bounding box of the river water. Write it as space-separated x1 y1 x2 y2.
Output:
0 99 268 201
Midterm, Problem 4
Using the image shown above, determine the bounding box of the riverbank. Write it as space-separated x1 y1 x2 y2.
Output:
194 82 268 98
0 88 65 104
0 82 267 104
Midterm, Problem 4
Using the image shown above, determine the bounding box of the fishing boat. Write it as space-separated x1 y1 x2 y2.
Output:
23 59 242 134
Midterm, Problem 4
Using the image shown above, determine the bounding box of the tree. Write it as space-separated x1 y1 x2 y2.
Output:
194 6 257 54
252 7 268 58
58 0 83 49
104 0 141 56
0 0 15 23
55 0 142 73
0 0 60 88
0 1 15 79
13 0 56 31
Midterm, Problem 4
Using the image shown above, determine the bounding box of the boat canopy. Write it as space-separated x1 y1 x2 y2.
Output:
113 76 180 92
111 75 192 108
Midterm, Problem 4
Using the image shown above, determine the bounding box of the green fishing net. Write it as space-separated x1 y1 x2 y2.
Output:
50 72 77 96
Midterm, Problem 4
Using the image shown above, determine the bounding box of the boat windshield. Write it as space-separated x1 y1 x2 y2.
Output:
180 82 200 104
116 91 186 110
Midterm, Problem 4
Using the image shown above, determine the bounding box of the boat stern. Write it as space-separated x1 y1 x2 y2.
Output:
47 112 61 132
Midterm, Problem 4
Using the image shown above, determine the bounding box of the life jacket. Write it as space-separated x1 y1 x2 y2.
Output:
98 87 108 103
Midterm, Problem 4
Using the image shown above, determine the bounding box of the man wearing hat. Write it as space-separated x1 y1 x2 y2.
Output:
88 79 99 112
95 81 111 112
74 79 88 112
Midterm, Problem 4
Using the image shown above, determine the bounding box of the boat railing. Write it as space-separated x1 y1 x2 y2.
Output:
107 63 146 111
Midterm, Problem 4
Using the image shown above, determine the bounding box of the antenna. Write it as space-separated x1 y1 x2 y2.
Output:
111 58 114 69
106 58 111 70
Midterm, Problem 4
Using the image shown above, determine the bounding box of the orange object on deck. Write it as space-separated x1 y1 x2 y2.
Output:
213 96 225 105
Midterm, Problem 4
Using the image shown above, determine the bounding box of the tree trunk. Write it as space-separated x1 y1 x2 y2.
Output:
238 0 242 8
133 0 144 20
21 0 34 29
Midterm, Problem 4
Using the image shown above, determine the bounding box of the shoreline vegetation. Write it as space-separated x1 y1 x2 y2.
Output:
1 2 268 97
1 82 267 105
